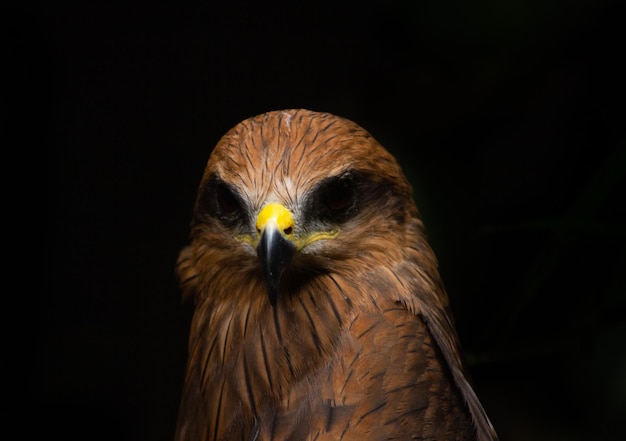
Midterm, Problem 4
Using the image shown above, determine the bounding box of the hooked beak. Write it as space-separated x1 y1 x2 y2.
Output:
256 203 296 307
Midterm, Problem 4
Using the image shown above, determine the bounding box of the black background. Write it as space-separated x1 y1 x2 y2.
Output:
10 1 624 440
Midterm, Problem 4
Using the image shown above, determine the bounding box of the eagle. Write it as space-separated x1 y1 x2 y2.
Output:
175 109 498 441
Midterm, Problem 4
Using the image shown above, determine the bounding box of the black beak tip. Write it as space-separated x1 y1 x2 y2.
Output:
267 282 278 308
258 228 296 307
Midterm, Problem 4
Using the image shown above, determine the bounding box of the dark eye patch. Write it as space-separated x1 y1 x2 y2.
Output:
215 182 240 217
197 177 247 227
303 170 406 227
313 172 360 223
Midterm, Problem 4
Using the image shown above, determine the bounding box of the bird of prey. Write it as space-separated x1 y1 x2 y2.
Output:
175 109 498 441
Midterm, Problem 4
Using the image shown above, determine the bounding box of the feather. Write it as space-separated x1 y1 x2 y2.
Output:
175 109 498 440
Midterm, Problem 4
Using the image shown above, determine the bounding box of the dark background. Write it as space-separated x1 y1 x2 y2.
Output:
10 1 624 440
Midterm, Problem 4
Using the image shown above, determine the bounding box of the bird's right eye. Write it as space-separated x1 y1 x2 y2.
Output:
215 182 240 218
198 179 245 226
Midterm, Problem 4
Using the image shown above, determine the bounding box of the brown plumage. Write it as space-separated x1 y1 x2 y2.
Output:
175 109 498 441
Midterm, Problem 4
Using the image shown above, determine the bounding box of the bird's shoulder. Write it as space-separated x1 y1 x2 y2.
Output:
251 300 475 440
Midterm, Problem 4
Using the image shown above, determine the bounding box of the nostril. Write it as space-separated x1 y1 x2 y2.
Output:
283 226 293 235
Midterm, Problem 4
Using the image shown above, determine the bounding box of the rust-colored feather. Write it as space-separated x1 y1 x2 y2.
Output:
175 109 498 440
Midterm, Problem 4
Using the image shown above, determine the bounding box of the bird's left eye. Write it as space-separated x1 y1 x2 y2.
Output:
317 175 358 222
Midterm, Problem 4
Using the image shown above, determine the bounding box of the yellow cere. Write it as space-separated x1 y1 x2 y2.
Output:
256 203 294 237
236 202 339 251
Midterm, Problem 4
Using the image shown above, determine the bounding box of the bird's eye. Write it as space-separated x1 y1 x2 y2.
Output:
197 178 245 226
215 182 240 217
318 176 358 222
